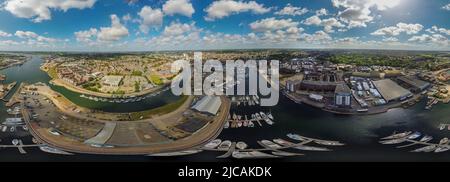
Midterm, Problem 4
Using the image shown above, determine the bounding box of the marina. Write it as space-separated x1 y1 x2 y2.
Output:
224 112 275 129
380 131 450 153
193 133 343 159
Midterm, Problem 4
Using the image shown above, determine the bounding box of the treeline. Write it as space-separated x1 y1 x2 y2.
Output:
326 54 448 70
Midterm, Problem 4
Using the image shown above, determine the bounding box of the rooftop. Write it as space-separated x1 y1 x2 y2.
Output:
373 79 412 102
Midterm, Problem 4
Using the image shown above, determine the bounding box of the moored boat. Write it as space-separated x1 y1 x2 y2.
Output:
380 138 406 144
287 133 308 141
406 132 421 140
419 135 433 142
232 151 279 159
434 146 450 153
259 140 282 149
204 139 222 149
411 145 437 152
381 131 412 140
39 146 74 155
218 140 232 150
236 142 248 150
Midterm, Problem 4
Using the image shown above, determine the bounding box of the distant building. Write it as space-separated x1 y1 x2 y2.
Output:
334 84 352 108
102 75 123 87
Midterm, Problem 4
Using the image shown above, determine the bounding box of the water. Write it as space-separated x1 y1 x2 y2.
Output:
0 55 449 161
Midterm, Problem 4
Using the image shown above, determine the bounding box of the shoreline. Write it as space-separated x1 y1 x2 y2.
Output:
283 90 424 115
22 83 231 155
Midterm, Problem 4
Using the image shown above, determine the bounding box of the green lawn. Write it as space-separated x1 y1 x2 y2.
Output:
148 74 163 85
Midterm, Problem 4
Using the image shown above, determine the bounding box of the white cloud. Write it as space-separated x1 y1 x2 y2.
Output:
371 23 423 36
301 31 332 43
303 16 345 33
74 28 97 43
75 14 128 43
382 37 398 42
408 34 449 45
332 0 400 28
138 6 163 33
303 15 322 26
162 0 195 17
315 8 328 16
248 18 304 44
15 30 38 39
442 3 450 11
97 14 129 42
204 0 271 21
3 0 97 22
0 30 12 37
275 3 308 16
15 30 59 44
249 18 299 32
426 26 450 36
147 22 202 48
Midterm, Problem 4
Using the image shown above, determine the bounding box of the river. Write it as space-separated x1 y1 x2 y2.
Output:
0 55 449 161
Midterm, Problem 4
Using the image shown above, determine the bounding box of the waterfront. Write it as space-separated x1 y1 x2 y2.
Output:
0 55 450 161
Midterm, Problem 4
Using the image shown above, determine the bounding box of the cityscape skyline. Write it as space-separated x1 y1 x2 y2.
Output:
0 0 449 52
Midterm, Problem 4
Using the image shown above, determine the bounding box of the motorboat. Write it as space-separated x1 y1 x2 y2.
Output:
273 138 330 151
267 112 274 120
287 133 308 141
411 145 437 152
419 135 433 142
381 131 412 140
148 150 202 156
313 140 345 146
439 137 449 145
439 124 446 130
379 138 406 144
12 139 19 145
271 151 302 157
236 142 248 150
232 151 279 159
406 132 422 140
434 146 450 153
204 139 222 149
259 140 282 149
39 146 73 155
218 140 232 150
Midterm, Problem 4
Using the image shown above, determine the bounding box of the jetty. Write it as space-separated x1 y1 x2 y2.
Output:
5 82 25 107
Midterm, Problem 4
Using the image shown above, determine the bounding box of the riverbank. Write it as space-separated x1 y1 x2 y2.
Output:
283 90 424 115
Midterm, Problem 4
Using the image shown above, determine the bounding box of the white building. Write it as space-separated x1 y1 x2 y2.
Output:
192 96 222 115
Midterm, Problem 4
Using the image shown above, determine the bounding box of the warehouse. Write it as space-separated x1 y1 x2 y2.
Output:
397 76 430 93
373 79 412 102
191 96 222 115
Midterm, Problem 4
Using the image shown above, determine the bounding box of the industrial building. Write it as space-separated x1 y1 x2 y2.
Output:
397 76 431 93
191 96 222 115
334 84 352 108
373 79 412 102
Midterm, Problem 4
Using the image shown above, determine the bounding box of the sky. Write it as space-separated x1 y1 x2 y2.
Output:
0 0 449 52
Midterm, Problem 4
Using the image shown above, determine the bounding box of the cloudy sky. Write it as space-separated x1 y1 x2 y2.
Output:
0 0 449 52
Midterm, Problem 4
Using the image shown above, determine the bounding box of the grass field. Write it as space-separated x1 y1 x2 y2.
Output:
129 95 189 120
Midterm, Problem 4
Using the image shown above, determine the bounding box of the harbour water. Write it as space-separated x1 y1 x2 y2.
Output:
0 55 449 161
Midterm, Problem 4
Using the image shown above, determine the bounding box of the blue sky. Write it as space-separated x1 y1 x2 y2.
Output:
0 0 449 51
